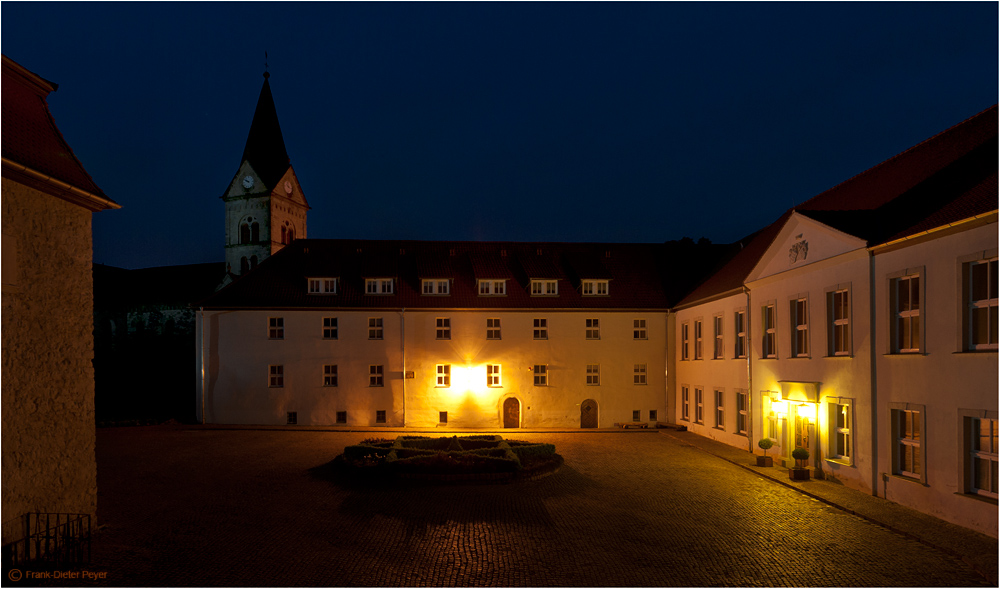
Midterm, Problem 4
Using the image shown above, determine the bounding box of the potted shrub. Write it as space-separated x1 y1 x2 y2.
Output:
789 447 810 480
756 438 774 467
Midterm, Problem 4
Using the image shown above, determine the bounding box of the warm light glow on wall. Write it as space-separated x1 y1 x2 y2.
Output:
771 400 788 417
448 364 491 396
797 403 817 422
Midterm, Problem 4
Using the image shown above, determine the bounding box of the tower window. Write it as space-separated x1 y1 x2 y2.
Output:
240 223 251 244
251 222 260 242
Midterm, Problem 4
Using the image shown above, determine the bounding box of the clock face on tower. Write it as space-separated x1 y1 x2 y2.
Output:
242 175 255 189
284 181 293 195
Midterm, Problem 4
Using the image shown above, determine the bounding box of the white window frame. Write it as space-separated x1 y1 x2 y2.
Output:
828 287 850 356
478 280 507 295
268 317 284 340
827 399 852 464
308 277 338 294
713 314 724 359
375 410 386 423
365 278 394 295
714 389 725 430
582 280 609 296
533 364 548 386
633 363 647 385
323 364 338 387
533 318 548 340
586 364 600 385
695 387 704 424
486 318 501 340
436 317 451 340
734 310 747 359
791 296 809 358
586 318 600 340
961 410 1000 498
693 319 703 360
436 364 451 388
890 271 922 354
369 365 384 387
368 317 383 340
681 322 690 361
487 364 502 387
633 319 647 340
967 258 998 350
323 317 338 340
890 403 925 483
736 390 748 435
762 304 776 358
531 280 558 296
269 364 284 388
422 279 450 295
681 386 690 422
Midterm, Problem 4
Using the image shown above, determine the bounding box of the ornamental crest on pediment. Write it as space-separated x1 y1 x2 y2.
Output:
789 240 808 264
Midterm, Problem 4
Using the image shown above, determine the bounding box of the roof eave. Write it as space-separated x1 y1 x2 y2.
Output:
2 157 120 211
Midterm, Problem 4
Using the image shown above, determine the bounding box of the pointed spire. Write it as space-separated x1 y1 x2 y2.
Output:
240 67 289 188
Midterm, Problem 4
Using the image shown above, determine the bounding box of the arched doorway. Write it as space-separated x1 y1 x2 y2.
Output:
503 397 520 428
581 399 598 428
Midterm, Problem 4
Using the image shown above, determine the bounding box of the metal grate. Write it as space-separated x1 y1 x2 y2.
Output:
9 513 91 568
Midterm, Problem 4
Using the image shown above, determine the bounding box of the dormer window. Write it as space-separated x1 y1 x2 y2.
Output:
531 280 558 296
422 279 450 295
478 280 506 296
307 277 339 294
366 278 394 295
582 280 609 296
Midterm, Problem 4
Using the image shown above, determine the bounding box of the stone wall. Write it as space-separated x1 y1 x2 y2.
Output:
1 178 98 544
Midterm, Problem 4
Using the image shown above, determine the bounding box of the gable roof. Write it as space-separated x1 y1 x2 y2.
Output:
197 239 726 311
676 105 998 308
1 54 118 211
231 73 291 191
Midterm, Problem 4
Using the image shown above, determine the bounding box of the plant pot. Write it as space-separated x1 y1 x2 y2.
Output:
755 456 773 467
788 467 810 481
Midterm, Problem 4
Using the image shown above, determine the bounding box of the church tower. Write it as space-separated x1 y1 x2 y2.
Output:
222 69 309 276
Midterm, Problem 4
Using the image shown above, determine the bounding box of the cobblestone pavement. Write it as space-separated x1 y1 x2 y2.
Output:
22 425 997 586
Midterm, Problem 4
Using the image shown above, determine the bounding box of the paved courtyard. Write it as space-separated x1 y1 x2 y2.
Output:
33 426 999 586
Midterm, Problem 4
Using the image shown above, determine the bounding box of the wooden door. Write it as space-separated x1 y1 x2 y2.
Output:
503 397 520 428
581 399 598 428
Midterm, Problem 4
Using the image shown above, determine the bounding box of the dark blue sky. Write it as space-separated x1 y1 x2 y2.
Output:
3 2 997 269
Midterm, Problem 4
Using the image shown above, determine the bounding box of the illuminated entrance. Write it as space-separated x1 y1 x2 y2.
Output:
581 399 598 428
503 397 520 428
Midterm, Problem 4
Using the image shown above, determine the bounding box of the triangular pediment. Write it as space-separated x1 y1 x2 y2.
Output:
272 166 309 209
223 161 269 199
746 211 867 282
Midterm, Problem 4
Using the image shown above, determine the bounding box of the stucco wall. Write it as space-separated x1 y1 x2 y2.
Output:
1 178 98 544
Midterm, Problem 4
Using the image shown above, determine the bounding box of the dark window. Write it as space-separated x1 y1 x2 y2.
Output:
286 412 297 425
240 223 250 244
240 256 249 274
439 411 448 424
632 410 641 422
376 410 386 424
336 411 347 424
251 222 260 242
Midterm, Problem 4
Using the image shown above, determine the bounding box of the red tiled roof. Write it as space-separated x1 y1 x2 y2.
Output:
1 55 112 204
198 239 725 310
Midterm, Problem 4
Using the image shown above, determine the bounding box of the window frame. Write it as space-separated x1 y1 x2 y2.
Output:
713 314 724 359
533 318 548 340
365 278 394 295
375 410 386 424
487 364 502 387
736 390 748 436
762 304 776 358
436 317 451 340
681 386 690 422
586 318 600 340
633 319 647 340
269 364 284 388
826 286 851 356
308 277 339 295
714 389 725 430
586 364 600 386
791 295 809 358
633 363 647 385
530 279 559 296
323 364 338 387
486 317 501 340
368 317 384 340
889 403 926 483
888 269 924 354
734 309 747 359
963 256 998 351
681 322 690 361
533 364 548 386
827 398 853 464
694 387 704 424
268 317 284 340
961 411 999 498
693 319 703 360
323 317 338 340
421 279 451 295
369 365 384 387
582 279 609 296
436 364 451 388
478 280 507 296
336 411 347 424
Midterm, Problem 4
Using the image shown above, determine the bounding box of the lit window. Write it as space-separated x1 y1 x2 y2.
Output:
693 320 703 359
828 289 850 356
633 363 647 385
368 317 383 340
633 319 647 340
695 388 704 424
365 278 394 294
713 315 724 359
435 317 451 340
762 305 776 358
970 417 999 497
323 365 338 387
736 391 748 435
478 280 506 295
268 317 284 340
792 297 809 357
323 317 338 340
681 322 690 361
269 365 283 387
714 389 725 430
829 402 851 462
369 365 384 387
436 364 451 387
586 364 600 385
681 386 690 422
891 274 921 353
531 280 558 295
376 410 386 423
734 311 747 359
487 364 501 387
308 277 338 294
582 280 609 296
533 364 548 386
892 407 923 480
422 279 450 295
967 259 998 350
533 318 548 340
487 318 501 340
586 318 600 340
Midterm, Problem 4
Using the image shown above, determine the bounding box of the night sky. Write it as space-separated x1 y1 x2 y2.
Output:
3 2 996 270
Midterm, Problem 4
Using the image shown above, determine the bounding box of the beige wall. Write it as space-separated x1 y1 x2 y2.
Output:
1 179 98 544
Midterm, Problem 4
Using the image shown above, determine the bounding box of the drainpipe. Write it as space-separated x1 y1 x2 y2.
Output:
399 308 406 427
199 307 206 425
664 310 670 425
868 250 879 497
744 284 753 453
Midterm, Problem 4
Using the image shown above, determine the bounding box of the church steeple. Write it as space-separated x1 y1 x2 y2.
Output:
221 67 309 278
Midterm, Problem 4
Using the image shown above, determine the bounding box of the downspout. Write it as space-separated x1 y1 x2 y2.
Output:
399 308 406 427
868 249 879 497
199 307 206 425
744 284 753 453
664 310 670 425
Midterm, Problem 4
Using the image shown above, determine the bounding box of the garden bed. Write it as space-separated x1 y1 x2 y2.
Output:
335 435 563 484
